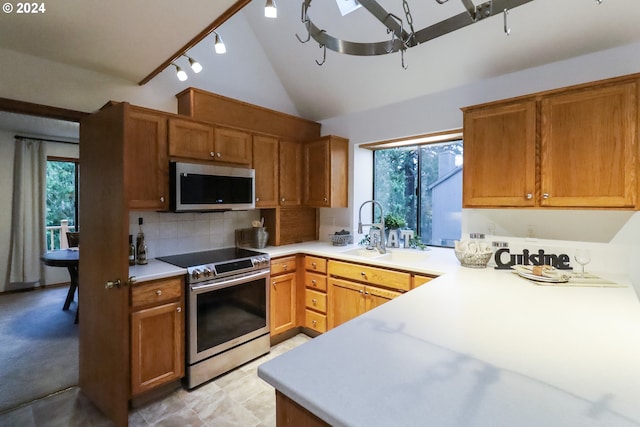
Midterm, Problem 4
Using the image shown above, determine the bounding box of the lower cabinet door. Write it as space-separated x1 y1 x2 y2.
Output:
131 301 184 396
328 279 366 329
270 272 297 335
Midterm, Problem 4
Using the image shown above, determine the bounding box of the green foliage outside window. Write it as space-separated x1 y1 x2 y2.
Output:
46 160 77 248
374 140 463 247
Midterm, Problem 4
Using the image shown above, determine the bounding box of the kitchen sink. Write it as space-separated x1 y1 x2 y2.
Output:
339 247 430 264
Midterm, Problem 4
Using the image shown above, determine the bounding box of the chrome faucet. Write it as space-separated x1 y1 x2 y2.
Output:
357 200 386 254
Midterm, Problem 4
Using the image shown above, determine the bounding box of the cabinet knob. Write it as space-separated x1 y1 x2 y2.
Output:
216 152 221 158
177 307 182 313
311 262 317 268
311 279 317 286
323 197 328 202
156 290 162 296
160 196 165 203
360 272 366 276
359 289 364 294
526 193 533 200
543 193 550 199
256 197 260 202
272 281 277 288
281 198 285 202
210 151 215 157
312 298 317 305
283 264 288 270
312 320 317 326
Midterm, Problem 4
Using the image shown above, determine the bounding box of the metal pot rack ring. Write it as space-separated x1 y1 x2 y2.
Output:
296 0 536 69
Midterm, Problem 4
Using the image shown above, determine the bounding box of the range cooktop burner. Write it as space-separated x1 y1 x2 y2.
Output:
157 247 266 268
157 247 270 284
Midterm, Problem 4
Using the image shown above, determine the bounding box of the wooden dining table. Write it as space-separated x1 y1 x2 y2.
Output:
41 248 79 323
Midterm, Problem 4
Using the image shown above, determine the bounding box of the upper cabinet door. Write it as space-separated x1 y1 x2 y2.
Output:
253 135 279 207
540 82 637 208
126 109 168 210
303 136 349 208
168 118 214 160
214 127 252 165
463 101 537 207
279 140 302 206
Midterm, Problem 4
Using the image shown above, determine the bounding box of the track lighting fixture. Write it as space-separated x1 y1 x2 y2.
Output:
265 0 277 18
172 63 188 81
184 55 203 73
214 32 226 54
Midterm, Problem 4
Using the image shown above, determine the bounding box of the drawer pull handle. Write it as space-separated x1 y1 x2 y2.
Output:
156 290 162 296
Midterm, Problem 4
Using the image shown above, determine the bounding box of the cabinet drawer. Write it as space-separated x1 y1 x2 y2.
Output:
305 272 327 292
131 277 183 308
305 289 327 314
271 256 297 275
305 310 327 333
305 256 327 274
328 260 411 292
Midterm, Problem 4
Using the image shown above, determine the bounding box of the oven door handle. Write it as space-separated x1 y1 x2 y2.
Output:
190 270 270 293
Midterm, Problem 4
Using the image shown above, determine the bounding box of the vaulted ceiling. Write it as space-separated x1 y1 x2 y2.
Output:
1 0 639 123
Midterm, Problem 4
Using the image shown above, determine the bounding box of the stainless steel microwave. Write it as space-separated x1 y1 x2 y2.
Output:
170 162 255 212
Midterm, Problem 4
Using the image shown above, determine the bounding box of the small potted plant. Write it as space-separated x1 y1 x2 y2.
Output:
384 213 406 230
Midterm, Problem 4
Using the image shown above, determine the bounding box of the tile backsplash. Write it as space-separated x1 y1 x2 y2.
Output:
129 210 260 259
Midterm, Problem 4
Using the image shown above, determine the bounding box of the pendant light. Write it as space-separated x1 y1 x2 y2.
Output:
214 32 226 54
265 0 277 18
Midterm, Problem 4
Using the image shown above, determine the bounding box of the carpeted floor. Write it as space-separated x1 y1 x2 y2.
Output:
0 286 78 414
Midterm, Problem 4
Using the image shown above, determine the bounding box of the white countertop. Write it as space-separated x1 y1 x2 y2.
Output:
128 259 186 283
257 245 640 426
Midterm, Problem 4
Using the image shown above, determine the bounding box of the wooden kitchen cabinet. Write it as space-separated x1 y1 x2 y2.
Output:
270 256 297 336
130 276 184 396
303 136 349 208
328 278 401 329
327 259 406 330
412 274 435 288
463 76 638 209
168 118 215 161
168 120 252 165
253 135 279 207
214 126 252 165
303 256 328 333
279 140 302 206
540 81 637 208
462 100 537 207
125 108 169 211
328 260 411 292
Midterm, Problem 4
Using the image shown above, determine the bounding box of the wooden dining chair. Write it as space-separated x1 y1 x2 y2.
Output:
66 232 79 248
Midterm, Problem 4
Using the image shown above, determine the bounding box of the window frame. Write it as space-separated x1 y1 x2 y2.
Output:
367 129 463 248
46 155 80 231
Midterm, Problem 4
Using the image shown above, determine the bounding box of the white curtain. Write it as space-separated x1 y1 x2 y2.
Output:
6 138 46 289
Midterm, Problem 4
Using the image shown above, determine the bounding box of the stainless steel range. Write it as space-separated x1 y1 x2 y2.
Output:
157 247 271 389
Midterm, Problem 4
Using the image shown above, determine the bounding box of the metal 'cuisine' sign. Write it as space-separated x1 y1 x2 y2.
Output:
494 248 572 270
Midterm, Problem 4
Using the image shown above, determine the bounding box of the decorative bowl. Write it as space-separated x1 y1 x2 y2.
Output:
454 249 492 269
329 234 353 246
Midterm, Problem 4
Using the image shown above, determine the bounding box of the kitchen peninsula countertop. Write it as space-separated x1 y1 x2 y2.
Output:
257 243 640 426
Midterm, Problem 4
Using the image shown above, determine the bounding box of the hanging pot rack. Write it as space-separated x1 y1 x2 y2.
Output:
296 0 536 68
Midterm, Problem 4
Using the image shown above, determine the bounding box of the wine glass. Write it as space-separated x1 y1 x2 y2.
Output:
574 249 591 278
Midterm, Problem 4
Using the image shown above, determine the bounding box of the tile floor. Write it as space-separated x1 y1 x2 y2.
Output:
0 334 311 427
